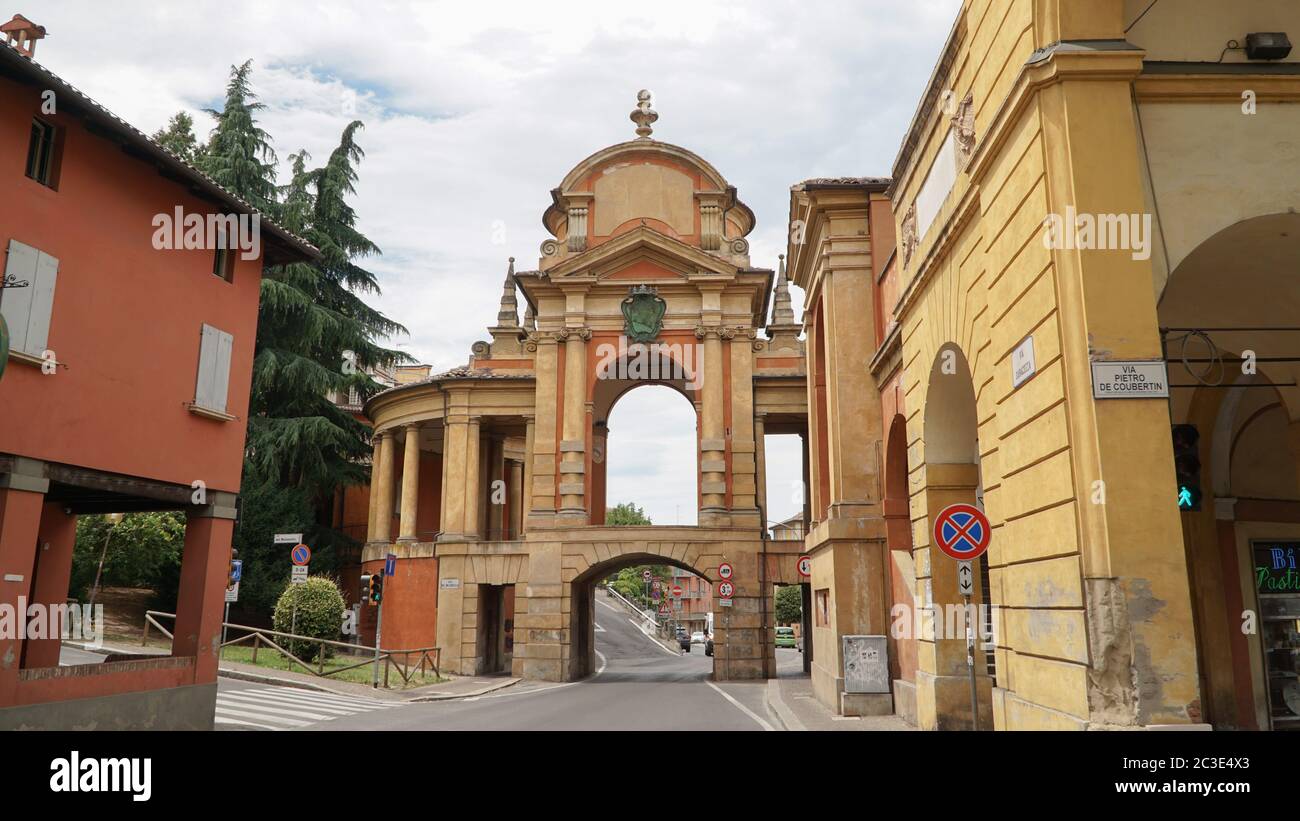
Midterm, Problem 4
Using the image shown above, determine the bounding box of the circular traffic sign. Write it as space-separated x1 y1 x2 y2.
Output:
932 503 991 561
717 562 733 580
717 581 735 599
642 569 652 582
671 585 683 598
290 543 312 566
797 555 811 578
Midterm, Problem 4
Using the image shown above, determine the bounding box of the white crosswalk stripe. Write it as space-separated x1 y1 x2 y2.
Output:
215 687 400 730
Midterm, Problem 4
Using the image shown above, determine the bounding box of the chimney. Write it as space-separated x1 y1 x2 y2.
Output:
2 14 46 58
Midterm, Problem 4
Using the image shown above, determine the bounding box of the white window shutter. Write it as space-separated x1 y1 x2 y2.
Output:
211 328 233 412
1 239 41 354
195 324 234 413
26 250 59 353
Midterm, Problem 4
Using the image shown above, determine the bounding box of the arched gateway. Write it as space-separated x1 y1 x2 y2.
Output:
361 94 809 681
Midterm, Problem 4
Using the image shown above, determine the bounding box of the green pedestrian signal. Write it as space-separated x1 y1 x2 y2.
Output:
1171 424 1201 512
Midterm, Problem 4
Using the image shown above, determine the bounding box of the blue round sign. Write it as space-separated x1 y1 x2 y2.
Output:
291 543 312 566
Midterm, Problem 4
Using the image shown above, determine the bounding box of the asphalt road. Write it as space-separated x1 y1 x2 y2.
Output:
58 594 794 730
298 594 779 730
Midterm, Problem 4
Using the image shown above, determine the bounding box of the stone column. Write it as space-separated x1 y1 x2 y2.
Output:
0 461 48 704
373 431 396 543
522 414 535 534
366 433 384 542
398 423 421 542
508 459 524 539
463 416 482 539
591 422 609 524
22 502 77 669
487 436 506 540
755 413 768 521
698 327 727 519
173 492 239 686
558 327 590 520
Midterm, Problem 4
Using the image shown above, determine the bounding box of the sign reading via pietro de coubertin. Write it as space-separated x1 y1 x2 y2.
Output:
1091 360 1169 399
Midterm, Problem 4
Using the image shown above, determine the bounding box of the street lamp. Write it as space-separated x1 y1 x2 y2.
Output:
87 512 124 609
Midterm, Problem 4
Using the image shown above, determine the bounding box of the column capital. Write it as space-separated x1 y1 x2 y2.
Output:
556 326 592 342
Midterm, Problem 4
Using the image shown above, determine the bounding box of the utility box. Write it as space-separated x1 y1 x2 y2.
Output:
842 635 889 694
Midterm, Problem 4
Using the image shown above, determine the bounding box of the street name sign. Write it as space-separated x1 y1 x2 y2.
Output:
1091 360 1169 399
274 533 303 545
1012 336 1036 388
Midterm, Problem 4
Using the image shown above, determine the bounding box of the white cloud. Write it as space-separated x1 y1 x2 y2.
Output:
28 0 959 515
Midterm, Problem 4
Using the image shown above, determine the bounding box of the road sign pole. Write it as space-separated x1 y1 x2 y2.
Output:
221 602 230 658
372 599 384 689
965 592 979 731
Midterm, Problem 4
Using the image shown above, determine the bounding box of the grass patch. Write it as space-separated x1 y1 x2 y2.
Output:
218 643 445 689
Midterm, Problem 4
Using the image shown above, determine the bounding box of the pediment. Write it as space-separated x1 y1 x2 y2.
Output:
546 225 739 282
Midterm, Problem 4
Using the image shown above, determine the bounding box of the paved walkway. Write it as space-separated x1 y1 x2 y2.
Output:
765 674 915 731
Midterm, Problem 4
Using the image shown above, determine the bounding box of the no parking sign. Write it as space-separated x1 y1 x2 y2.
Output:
932 504 990 561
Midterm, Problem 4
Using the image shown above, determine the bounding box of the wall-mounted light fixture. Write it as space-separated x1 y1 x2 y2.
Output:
1245 32 1292 61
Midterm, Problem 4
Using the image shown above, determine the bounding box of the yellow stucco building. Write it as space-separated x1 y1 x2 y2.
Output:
813 0 1300 730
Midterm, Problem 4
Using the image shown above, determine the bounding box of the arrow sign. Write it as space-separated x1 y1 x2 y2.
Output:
957 560 975 596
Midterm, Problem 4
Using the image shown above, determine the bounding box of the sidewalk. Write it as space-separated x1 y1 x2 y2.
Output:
64 639 519 703
764 675 915 731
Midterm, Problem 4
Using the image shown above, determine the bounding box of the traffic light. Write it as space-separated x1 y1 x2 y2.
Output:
360 574 372 605
367 573 384 605
1171 423 1202 512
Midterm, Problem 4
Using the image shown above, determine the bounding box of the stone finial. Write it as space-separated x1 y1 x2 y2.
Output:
771 254 796 326
630 89 658 139
523 302 536 332
496 257 519 327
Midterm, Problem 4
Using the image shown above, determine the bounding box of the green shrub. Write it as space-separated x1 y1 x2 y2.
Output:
272 576 345 662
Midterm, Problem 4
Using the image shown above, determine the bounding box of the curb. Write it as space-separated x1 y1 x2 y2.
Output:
216 666 371 697
764 679 806 731
408 677 521 702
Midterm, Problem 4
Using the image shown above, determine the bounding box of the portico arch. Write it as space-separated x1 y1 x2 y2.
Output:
919 342 993 729
1160 211 1300 730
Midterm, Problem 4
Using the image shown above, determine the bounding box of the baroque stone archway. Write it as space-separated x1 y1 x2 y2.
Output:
362 93 809 683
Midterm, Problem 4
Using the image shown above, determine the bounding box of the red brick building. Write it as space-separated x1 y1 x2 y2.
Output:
0 21 315 729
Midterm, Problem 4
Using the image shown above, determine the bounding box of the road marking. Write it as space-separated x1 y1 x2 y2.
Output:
214 686 400 730
629 618 678 657
706 682 776 731
595 649 608 676
595 622 606 632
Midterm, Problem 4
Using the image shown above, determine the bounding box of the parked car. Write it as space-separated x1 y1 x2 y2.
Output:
691 631 705 644
704 636 713 656
775 626 797 648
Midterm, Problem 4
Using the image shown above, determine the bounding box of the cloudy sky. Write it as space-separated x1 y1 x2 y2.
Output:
28 0 959 525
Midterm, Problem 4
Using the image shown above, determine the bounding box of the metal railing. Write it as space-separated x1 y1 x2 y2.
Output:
143 610 439 688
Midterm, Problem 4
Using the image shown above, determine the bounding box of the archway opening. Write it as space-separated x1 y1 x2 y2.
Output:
1159 212 1300 730
599 383 699 526
568 552 714 681
921 343 993 729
